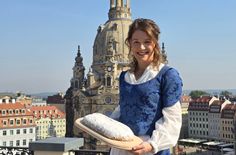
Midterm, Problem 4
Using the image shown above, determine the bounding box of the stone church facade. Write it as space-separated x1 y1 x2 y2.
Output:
65 0 132 150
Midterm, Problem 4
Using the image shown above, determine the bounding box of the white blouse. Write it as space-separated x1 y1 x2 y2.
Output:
110 64 182 154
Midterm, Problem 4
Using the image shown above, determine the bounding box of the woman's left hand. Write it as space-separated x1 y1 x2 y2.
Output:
130 142 153 155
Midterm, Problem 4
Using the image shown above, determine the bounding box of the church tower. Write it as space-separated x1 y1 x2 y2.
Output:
65 0 133 150
71 45 85 90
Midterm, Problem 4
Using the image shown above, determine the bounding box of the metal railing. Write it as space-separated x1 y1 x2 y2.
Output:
0 146 110 155
0 146 33 155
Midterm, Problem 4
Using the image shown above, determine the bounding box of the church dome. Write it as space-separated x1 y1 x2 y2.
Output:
92 0 132 74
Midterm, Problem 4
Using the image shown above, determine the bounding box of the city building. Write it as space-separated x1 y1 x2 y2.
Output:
188 95 236 145
16 95 32 107
234 113 236 153
47 93 65 113
180 95 191 139
208 100 230 141
188 96 218 139
32 98 47 106
30 105 66 140
220 104 236 143
0 101 36 147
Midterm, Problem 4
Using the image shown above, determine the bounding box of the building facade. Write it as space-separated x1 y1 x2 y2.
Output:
188 96 236 143
220 104 236 143
0 101 36 147
30 105 66 140
208 100 230 140
180 95 191 139
47 93 65 113
188 96 218 139
65 0 132 150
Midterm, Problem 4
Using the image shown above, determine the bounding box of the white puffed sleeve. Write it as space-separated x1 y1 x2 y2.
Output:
148 101 182 153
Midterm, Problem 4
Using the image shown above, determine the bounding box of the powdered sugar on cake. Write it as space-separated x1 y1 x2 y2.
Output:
81 113 134 141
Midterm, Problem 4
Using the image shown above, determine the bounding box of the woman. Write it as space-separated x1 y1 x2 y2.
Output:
110 18 183 155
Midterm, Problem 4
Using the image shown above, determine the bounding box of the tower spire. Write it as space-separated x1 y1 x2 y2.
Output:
108 0 131 20
110 0 115 8
161 42 168 64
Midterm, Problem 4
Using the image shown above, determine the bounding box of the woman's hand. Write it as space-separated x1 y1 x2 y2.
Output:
130 142 153 155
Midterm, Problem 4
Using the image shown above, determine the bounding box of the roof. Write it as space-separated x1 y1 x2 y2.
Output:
203 141 224 146
223 104 236 110
30 105 65 119
0 102 35 128
179 138 207 144
211 100 224 106
0 102 32 117
221 104 236 118
192 96 212 103
181 95 191 103
0 92 17 98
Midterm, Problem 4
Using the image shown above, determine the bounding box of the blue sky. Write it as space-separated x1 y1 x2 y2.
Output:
0 0 235 93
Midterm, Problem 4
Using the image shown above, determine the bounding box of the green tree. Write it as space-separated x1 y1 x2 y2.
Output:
189 90 209 98
220 90 233 98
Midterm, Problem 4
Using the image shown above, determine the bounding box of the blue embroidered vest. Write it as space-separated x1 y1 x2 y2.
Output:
119 65 172 136
118 65 182 155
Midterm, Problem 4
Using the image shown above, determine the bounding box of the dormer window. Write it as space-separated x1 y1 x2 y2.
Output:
2 110 6 115
9 110 13 115
22 109 25 114
23 119 27 125
16 119 21 125
3 120 7 126
10 119 14 126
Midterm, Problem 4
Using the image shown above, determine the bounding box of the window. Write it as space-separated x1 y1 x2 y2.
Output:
23 119 27 125
22 109 25 114
10 141 13 146
10 119 14 125
23 139 26 146
23 129 27 134
3 130 7 136
17 129 20 134
30 128 33 133
9 110 13 115
16 119 21 125
16 140 20 146
3 141 6 146
3 120 7 126
29 119 33 124
10 130 14 135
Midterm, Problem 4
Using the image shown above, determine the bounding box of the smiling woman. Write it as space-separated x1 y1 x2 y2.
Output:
109 18 183 155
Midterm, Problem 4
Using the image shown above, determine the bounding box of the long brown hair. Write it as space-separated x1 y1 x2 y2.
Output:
125 18 164 72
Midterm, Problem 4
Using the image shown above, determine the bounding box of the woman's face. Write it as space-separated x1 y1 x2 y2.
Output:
130 30 156 66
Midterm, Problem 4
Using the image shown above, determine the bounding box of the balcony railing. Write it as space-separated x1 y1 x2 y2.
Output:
0 146 33 155
0 146 110 155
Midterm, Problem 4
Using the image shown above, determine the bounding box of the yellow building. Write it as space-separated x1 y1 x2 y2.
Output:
30 105 66 140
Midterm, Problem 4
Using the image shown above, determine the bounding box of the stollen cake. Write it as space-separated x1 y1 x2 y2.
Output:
80 113 134 141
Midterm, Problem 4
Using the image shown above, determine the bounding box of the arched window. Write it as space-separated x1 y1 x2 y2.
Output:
107 76 111 87
75 80 79 89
